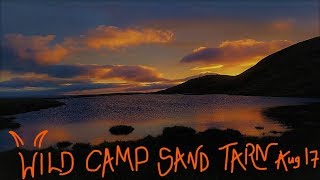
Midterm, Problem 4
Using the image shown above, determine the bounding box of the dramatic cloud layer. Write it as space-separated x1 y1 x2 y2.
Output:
2 0 317 97
1 47 167 83
1 25 174 85
181 39 292 65
0 36 175 96
3 26 174 64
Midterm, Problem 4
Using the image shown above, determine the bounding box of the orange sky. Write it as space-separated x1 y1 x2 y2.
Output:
1 0 319 96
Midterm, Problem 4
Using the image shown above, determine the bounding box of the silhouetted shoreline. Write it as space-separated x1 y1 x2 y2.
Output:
0 101 319 179
0 98 65 129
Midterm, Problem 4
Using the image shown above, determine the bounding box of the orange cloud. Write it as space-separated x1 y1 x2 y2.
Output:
182 39 291 62
0 67 174 96
88 65 167 82
217 39 292 62
4 34 68 64
191 64 223 71
83 26 174 49
181 39 293 75
4 26 174 65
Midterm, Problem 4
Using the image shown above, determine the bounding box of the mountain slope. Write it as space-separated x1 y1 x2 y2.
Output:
159 36 320 97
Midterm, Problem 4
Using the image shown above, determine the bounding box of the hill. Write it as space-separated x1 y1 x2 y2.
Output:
159 36 320 97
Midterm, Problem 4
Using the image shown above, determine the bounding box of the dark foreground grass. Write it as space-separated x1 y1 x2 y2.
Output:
0 102 319 179
0 125 319 180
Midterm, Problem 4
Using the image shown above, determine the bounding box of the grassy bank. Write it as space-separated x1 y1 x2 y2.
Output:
0 124 319 179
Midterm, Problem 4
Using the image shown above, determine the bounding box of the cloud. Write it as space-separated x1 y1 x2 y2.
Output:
3 26 174 64
0 73 131 97
0 75 89 89
0 51 212 96
180 39 292 65
0 75 172 97
0 78 65 89
4 34 69 64
0 39 173 96
82 25 174 49
0 79 126 97
1 46 168 83
97 65 167 82
190 65 223 71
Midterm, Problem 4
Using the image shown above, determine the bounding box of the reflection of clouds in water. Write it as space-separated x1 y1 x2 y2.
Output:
1 94 318 150
194 107 286 136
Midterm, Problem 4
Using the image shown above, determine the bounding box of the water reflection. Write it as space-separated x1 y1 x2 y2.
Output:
196 107 285 136
0 94 318 150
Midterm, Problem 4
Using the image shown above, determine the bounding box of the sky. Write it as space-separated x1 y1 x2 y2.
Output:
0 0 319 97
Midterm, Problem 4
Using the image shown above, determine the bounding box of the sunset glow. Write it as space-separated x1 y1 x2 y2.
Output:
1 0 319 96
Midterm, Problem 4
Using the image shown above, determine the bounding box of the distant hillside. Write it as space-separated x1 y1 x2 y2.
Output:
159 36 320 97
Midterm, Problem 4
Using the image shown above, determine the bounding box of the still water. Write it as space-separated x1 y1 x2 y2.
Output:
0 94 318 150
